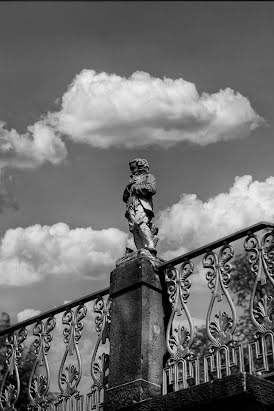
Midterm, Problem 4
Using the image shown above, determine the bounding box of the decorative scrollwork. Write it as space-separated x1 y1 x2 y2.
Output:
209 312 233 346
165 261 194 360
204 244 236 349
0 328 27 411
244 229 274 333
58 304 87 399
28 316 56 410
89 296 111 410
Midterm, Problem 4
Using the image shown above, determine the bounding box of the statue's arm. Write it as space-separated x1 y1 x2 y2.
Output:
123 180 135 203
133 174 157 197
123 186 130 203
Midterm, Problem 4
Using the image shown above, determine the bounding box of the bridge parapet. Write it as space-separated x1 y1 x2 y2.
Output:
159 221 274 394
0 287 110 410
1 221 274 409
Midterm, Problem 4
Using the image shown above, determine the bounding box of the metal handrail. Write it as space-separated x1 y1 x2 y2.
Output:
158 221 274 270
0 286 109 337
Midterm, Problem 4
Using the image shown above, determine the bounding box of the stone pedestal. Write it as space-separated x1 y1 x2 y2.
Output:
104 256 166 410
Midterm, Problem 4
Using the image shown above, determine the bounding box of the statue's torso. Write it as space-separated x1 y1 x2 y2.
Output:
126 173 155 216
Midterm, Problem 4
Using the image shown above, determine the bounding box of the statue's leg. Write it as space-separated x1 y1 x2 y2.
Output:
127 208 136 232
133 227 144 250
133 204 157 253
139 222 157 253
128 207 143 250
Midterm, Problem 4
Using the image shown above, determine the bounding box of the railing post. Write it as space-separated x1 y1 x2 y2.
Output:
104 256 166 410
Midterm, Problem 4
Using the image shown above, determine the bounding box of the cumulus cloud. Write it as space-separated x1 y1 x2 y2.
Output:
51 70 264 148
0 69 263 212
158 175 274 259
17 308 41 323
0 70 263 169
0 120 66 170
0 223 129 286
0 120 67 211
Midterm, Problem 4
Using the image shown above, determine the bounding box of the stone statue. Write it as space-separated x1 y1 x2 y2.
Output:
123 158 159 255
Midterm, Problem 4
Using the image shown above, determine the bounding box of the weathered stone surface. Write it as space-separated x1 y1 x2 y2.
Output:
105 379 161 410
110 255 162 296
105 256 166 410
118 373 274 410
116 248 164 270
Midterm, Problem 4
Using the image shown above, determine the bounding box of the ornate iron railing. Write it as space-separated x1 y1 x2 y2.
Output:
159 221 274 394
2 220 274 407
0 287 110 411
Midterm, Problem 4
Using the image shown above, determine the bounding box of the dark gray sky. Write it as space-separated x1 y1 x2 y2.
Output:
0 1 274 324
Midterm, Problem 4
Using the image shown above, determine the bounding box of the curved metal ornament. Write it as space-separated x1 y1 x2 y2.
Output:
58 304 87 399
244 229 274 334
89 296 111 410
0 328 27 411
28 316 56 410
165 260 194 360
203 244 236 349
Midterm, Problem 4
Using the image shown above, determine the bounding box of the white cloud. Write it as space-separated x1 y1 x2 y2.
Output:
2 174 274 287
51 70 263 148
158 175 274 258
17 308 41 323
0 120 67 170
0 223 129 286
0 120 66 212
0 70 263 171
0 70 263 212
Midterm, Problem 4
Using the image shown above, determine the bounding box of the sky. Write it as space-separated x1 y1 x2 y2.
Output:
0 1 274 326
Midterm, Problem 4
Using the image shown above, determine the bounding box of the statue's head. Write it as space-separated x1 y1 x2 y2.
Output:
129 158 149 175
